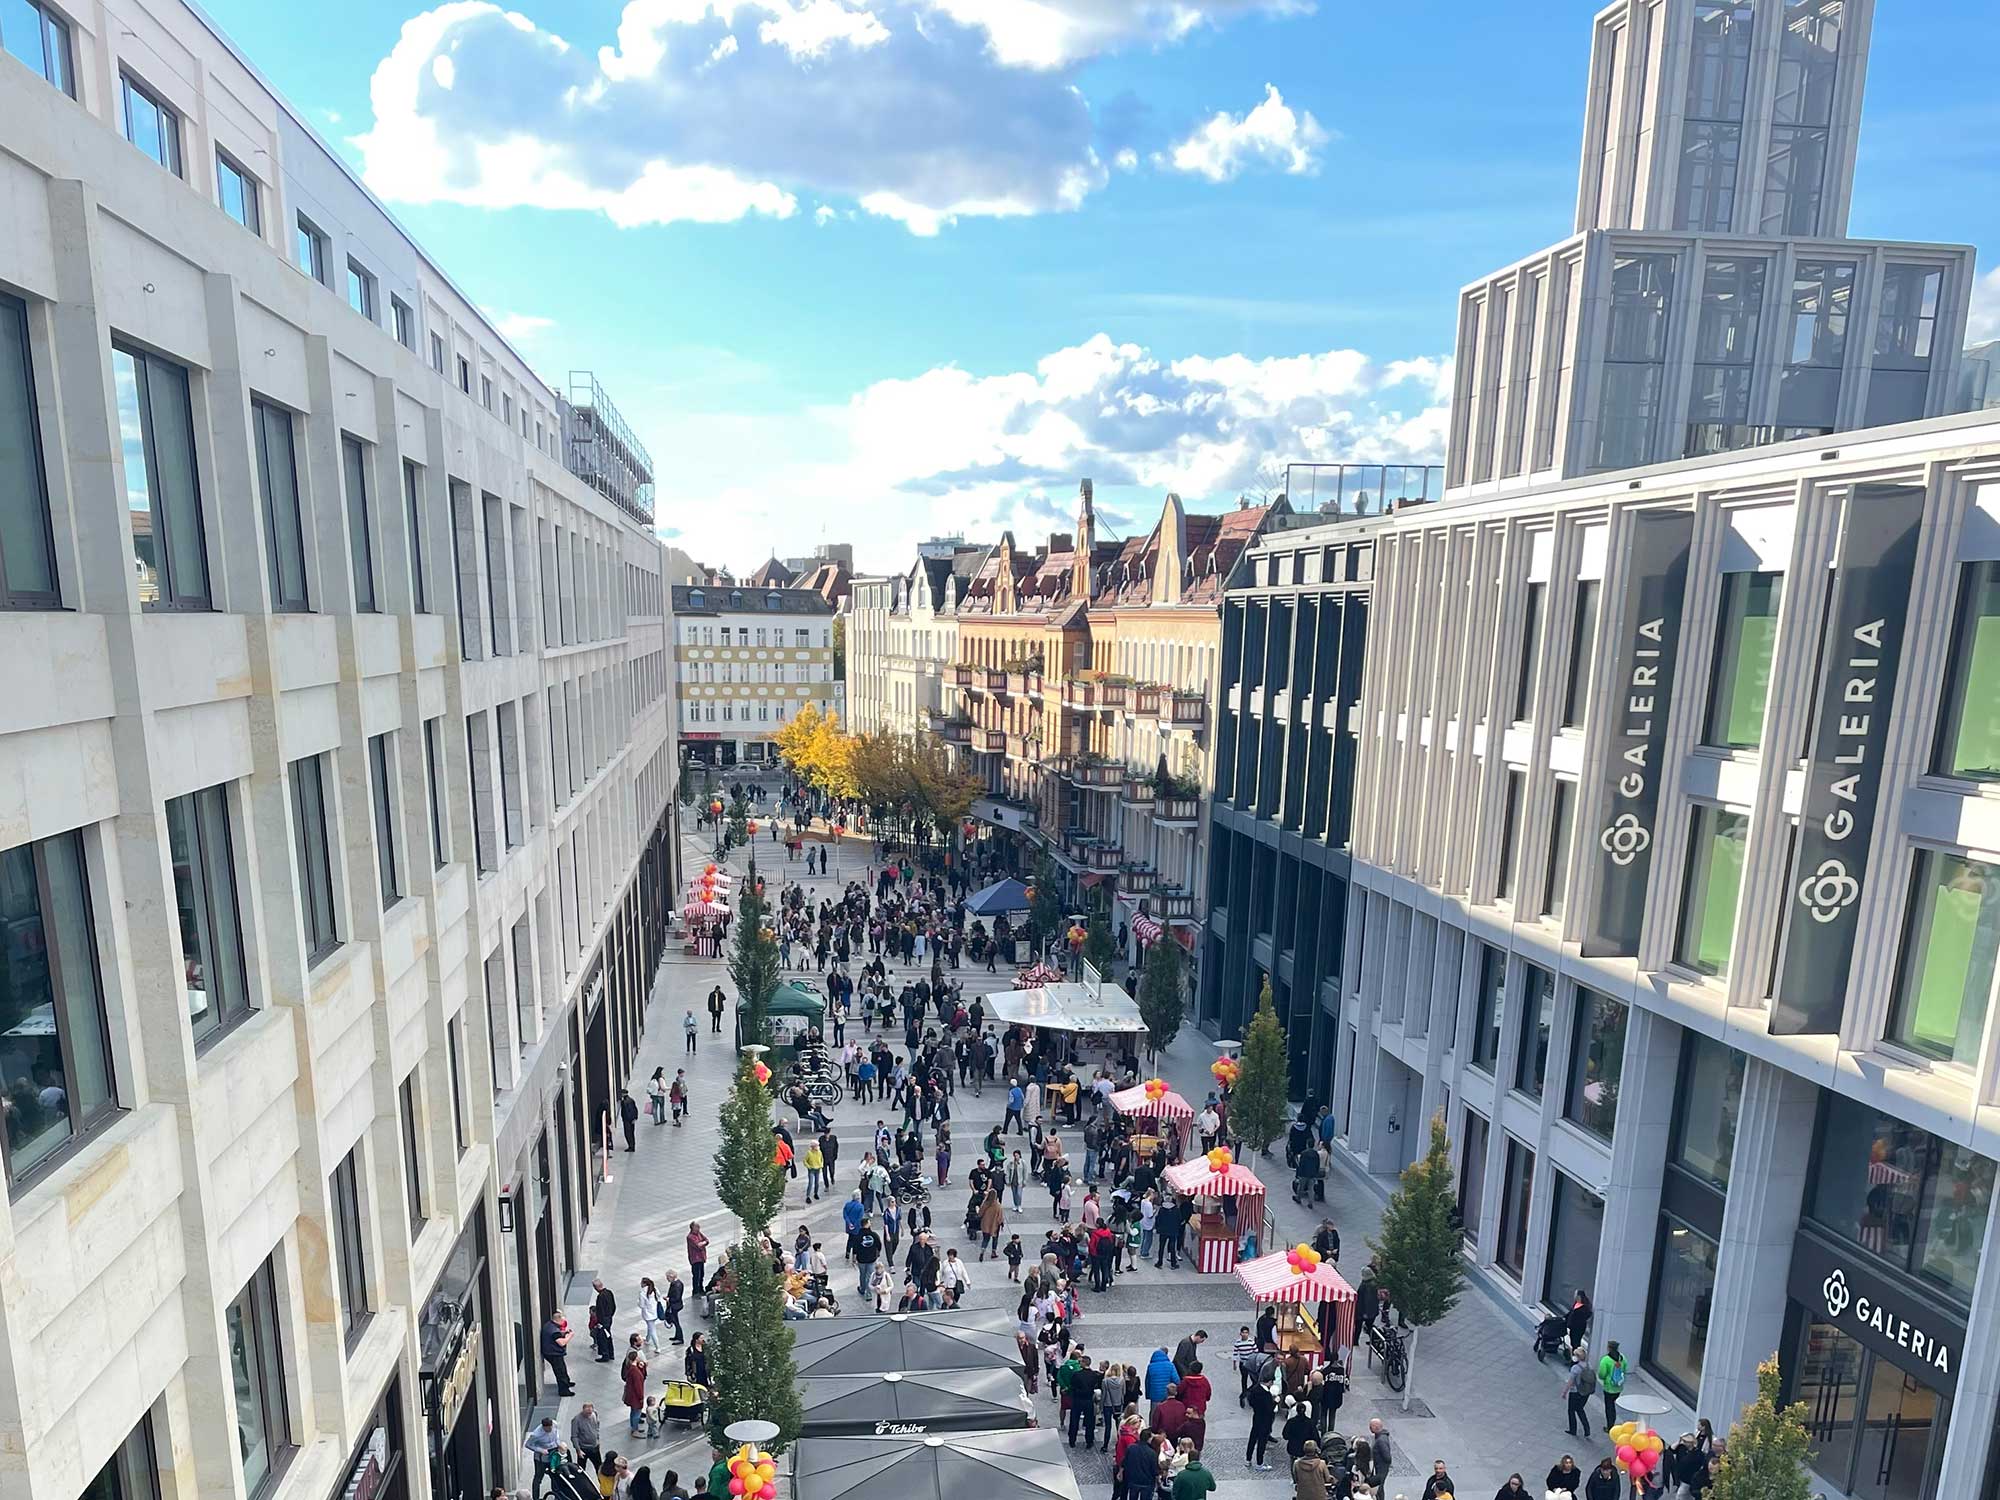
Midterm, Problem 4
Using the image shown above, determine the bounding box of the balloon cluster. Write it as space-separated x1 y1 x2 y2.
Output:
1205 1146 1233 1171
1143 1078 1168 1103
710 799 723 817
1067 924 1088 951
1210 1056 1241 1089
1612 1424 1664 1480
752 1060 771 1086
748 819 760 835
726 1444 777 1500
1023 884 1037 904
1285 1242 1323 1276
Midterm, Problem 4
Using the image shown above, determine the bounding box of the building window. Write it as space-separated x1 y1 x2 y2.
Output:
1593 253 1676 470
429 332 446 375
120 73 182 175
399 1072 426 1237
1934 560 2000 780
1514 579 1545 721
368 733 401 909
1456 1111 1490 1244
1888 849 2000 1067
1468 942 1505 1073
0 293 60 606
166 784 249 1048
1777 260 1855 434
1671 1034 1745 1188
331 1147 371 1344
290 755 339 962
1673 4 1754 233
502 393 513 426
1675 804 1748 976
1 0 73 94
81 1411 160 1500
1561 580 1599 727
1542 1171 1604 1313
423 717 449 869
251 399 310 611
346 261 377 322
1866 264 1942 427
1513 962 1554 1098
447 1016 468 1155
1543 778 1576 918
467 713 497 874
1686 257 1767 453
480 375 493 410
1645 1216 1719 1400
113 345 211 610
1496 769 1526 903
341 435 377 612
295 215 328 286
403 461 429 612
482 493 510 655
1496 1137 1535 1280
497 701 524 848
1704 570 1782 747
225 1256 291 1496
391 296 415 350
216 151 261 233
1564 988 1626 1140
0 829 116 1189
1808 1092 1996 1304
456 356 471 395
1760 0 1841 236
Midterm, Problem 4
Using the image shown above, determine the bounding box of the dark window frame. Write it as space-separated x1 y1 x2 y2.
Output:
215 149 261 234
251 397 310 612
345 259 377 323
330 1147 371 1347
289 754 340 963
119 70 182 176
399 1071 427 1237
114 341 213 611
166 782 252 1052
341 434 377 612
295 215 328 285
2 0 76 96
0 290 63 607
225 1256 294 1498
423 716 449 869
403 460 429 612
1932 559 2000 782
447 1016 468 1155
1561 578 1599 727
367 732 401 909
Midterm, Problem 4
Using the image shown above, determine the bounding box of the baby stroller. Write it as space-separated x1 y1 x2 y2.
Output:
656 1379 708 1428
1533 1313 1570 1363
889 1162 931 1209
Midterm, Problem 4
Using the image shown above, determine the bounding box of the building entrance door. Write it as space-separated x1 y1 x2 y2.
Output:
1796 1318 1950 1500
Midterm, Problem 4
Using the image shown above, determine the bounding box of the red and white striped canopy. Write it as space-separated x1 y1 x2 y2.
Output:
1109 1083 1194 1122
1132 914 1165 945
1163 1159 1266 1198
1235 1249 1355 1307
683 899 729 919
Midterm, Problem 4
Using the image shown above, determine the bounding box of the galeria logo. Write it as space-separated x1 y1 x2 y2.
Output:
1824 1267 1852 1319
1600 813 1650 866
1798 859 1861 924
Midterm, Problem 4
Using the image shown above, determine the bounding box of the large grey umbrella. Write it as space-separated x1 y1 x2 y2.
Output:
798 1367 1034 1438
792 1429 1082 1500
788 1309 1021 1379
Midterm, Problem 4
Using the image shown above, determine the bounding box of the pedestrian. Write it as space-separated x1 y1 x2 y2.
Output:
619 1090 640 1153
854 1216 883 1297
1006 1149 1028 1211
979 1189 1006 1260
1566 1287 1594 1352
683 1333 709 1389
526 1418 563 1500
639 1278 663 1354
589 1279 617 1361
1123 1424 1161 1500
1180 1361 1212 1416
1545 1456 1584 1495
1292 1440 1330 1500
1244 1378 1276 1471
648 1067 667 1126
709 984 726 1034
1067 1354 1103 1449
805 1137 825 1202
1005 1079 1026 1134
1281 1398 1316 1460
571 1403 603 1469
1231 1326 1258 1406
686 1222 710 1298
1004 1233 1024 1281
1174 1330 1207 1377
1564 1346 1595 1437
1493 1474 1527 1500
670 1070 689 1126
1367 1419 1391 1485
622 1348 650 1436
1584 1458 1621 1500
541 1314 575 1395
662 1270 686 1344
1420 1459 1456 1499
1597 1340 1627 1429
1172 1451 1216 1500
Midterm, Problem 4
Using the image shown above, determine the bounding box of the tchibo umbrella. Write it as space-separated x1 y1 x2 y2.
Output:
798 1367 1034 1438
792 1429 1082 1500
788 1309 1022 1379
966 877 1031 916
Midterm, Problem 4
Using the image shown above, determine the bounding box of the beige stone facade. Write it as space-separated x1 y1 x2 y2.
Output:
673 584 837 767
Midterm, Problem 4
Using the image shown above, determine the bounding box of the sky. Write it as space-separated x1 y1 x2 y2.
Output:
199 0 2000 574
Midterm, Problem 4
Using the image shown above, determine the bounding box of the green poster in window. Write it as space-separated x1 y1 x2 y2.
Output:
1722 613 1777 747
1697 823 1745 976
1947 613 2000 778
1907 882 1984 1062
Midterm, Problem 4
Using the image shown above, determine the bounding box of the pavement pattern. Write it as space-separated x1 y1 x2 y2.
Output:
535 814 1647 1500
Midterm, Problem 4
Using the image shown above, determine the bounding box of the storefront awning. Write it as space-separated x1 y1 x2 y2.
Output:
790 1308 1022 1379
792 1429 1082 1500
798 1367 1034 1438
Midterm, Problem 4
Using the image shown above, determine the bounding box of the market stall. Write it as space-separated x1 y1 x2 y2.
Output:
1163 1149 1266 1274
792 1429 1081 1500
788 1309 1023 1379
1236 1245 1356 1369
1107 1078 1194 1158
797 1368 1035 1438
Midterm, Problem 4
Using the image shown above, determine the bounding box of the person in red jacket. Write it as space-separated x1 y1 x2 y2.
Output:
1178 1360 1213 1415
1151 1382 1188 1442
622 1348 649 1437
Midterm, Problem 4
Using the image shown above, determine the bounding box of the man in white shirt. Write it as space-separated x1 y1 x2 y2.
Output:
1197 1105 1221 1150
940 1248 971 1305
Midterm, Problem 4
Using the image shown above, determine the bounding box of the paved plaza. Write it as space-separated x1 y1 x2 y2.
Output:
542 819 1676 1499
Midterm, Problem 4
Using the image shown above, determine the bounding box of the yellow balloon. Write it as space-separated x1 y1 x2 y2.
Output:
1646 1435 1665 1453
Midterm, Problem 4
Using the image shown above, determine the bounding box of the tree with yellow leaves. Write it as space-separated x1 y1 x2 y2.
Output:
774 702 860 800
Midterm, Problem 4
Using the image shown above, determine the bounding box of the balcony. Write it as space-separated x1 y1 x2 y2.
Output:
1064 678 1096 708
952 664 974 689
1169 691 1206 728
1684 422 1834 460
1119 863 1157 894
973 729 1005 754
1120 775 1157 806
931 714 975 745
1063 828 1123 870
1075 759 1124 790
1005 733 1040 763
1155 885 1197 921
1132 686 1162 717
1155 794 1202 827
1099 681 1130 710
1006 670 1041 697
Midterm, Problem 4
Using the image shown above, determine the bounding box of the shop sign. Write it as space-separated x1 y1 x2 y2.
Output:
1580 510 1694 959
1771 484 1924 1036
433 1319 482 1429
1792 1232 1962 1391
872 1421 927 1435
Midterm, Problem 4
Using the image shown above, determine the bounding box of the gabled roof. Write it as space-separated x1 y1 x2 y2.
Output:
745 556 798 587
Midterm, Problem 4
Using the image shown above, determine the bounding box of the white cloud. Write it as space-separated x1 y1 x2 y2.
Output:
814 204 838 225
1165 83 1326 182
482 307 556 342
1113 147 1138 171
358 0 1313 233
1971 264 2000 344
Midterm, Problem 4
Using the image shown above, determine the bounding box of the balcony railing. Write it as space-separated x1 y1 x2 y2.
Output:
973 729 1005 754
1121 775 1157 805
1169 691 1206 727
1085 842 1123 871
952 664 974 688
1155 885 1196 920
1285 461 1441 517
1006 670 1040 696
983 669 1010 693
1005 733 1040 763
1099 681 1130 710
1156 795 1202 826
932 716 974 745
1133 686 1162 717
1684 422 1835 459
1075 760 1124 789
1119 863 1157 893
1065 679 1096 707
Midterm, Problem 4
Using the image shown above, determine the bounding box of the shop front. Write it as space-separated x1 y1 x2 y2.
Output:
421 1209 502 1500
332 1376 409 1500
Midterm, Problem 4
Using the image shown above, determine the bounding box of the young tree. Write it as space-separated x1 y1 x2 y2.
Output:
713 1056 785 1235
1081 913 1114 974
729 868 781 1047
1136 937 1187 1064
726 791 749 850
1026 855 1064 948
1368 1112 1466 1409
1230 980 1291 1156
705 1242 805 1451
1708 1357 1815 1500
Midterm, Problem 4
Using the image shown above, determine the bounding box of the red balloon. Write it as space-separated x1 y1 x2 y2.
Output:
729 1482 745 1495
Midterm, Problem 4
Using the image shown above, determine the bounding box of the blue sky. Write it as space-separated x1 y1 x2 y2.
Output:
202 0 2000 572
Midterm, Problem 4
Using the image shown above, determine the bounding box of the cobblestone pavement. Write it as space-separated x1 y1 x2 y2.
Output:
544 818 1634 1500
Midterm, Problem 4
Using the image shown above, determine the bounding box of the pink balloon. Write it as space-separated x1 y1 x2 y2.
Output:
760 1487 777 1498
1631 1453 1653 1478
1616 1446 1636 1466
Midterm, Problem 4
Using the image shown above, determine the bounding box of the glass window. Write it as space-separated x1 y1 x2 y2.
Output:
456 357 471 395
1 0 75 95
1497 1137 1535 1280
1676 805 1748 976
342 435 377 612
1760 0 1841 236
0 292 60 605
399 1072 426 1237
1472 944 1504 1072
1514 580 1545 721
497 701 523 848
1544 779 1577 919
423 717 449 869
1646 1217 1718 1399
391 297 415 350
114 345 211 610
251 399 309 611
216 152 260 234
467 713 496 874
346 261 376 322
1675 3 1754 233
483 494 510 655
166 784 249 1047
80 1410 160 1500
0 830 116 1188
1866 264 1943 428
480 375 493 410
429 332 446 375
290 755 339 961
1672 1034 1746 1187
295 216 327 285
1565 988 1626 1139
331 1147 370 1343
1935 562 2000 780
403 461 428 612
368 733 401 909
1593 253 1676 471
1457 1111 1489 1243
1888 850 2000 1067
225 1256 290 1496
1543 1171 1604 1313
1686 257 1768 453
447 1016 468 1155
1778 261 1855 432
1497 769 1526 903
1808 1091 1995 1303
120 73 181 176
1705 569 1782 747
1514 962 1554 1098
1562 580 1599 727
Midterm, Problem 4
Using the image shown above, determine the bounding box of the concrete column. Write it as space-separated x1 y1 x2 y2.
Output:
1932 1190 2000 1496
1696 1058 1817 1424
1592 1005 1681 1356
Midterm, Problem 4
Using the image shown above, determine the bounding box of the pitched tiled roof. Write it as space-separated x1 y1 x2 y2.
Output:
745 556 797 587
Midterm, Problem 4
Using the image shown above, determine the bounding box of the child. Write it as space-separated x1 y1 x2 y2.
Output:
1004 1233 1025 1282
1057 1178 1073 1224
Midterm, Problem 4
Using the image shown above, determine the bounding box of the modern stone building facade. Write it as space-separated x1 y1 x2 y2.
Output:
0 3 678 1497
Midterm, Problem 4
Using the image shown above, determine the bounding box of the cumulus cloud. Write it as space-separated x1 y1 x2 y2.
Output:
483 307 555 342
354 0 1308 234
1165 84 1327 182
1971 265 2000 344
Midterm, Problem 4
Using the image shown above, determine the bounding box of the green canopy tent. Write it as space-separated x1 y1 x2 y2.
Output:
752 978 827 1059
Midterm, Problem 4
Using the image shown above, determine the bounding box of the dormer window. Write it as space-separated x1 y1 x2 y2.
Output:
767 591 781 609
730 591 743 607
689 589 705 608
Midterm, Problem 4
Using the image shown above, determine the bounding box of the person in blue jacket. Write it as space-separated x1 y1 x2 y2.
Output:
842 1190 865 1261
1145 1347 1178 1404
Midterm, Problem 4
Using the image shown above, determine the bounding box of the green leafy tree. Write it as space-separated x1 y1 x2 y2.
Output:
705 1242 805 1451
1136 937 1186 1064
1081 913 1114 973
729 862 780 1047
1230 980 1290 1155
1026 855 1064 948
713 1057 785 1235
726 791 749 850
1709 1357 1815 1500
1368 1112 1466 1409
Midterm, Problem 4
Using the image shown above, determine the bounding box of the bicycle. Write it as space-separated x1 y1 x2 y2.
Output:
1365 1320 1407 1392
803 1076 845 1107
